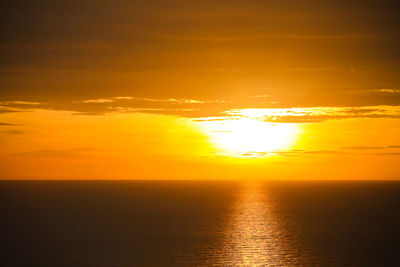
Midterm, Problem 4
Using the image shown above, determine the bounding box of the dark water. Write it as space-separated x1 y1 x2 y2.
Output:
1 181 400 266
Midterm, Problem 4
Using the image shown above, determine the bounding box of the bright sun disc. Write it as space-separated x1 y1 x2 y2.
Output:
200 117 299 157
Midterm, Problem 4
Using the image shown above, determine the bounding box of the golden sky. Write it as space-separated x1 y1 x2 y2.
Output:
0 0 399 179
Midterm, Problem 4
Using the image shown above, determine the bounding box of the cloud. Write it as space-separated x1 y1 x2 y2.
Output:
239 147 400 158
69 96 228 116
0 109 24 114
2 96 400 122
1 0 399 115
11 148 93 158
81 96 208 105
0 122 22 126
106 106 200 115
192 117 232 122
375 152 400 156
0 101 41 105
106 107 166 113
250 95 270 98
263 114 400 123
82 98 114 103
0 101 44 113
338 145 400 152
112 96 134 100
136 98 206 104
157 33 377 42
235 149 349 158
372 89 400 94
302 150 349 155
0 129 24 135
341 146 385 150
265 146 400 158
350 88 400 96
251 106 400 123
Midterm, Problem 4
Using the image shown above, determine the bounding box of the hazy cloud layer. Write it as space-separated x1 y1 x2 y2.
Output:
226 106 400 123
1 96 400 121
237 146 400 158
1 1 400 108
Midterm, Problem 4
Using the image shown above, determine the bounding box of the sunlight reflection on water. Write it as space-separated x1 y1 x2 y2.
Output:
219 182 288 266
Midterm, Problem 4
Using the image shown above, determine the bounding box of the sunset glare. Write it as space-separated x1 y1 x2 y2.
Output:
199 114 299 157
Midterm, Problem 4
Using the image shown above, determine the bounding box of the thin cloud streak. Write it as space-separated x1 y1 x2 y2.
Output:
82 98 115 103
341 146 385 150
156 33 379 42
373 89 400 94
0 101 41 105
0 122 22 126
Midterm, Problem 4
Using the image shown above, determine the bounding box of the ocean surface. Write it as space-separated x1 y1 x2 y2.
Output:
1 181 400 266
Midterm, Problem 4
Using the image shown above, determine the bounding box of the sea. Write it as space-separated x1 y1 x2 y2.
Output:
1 180 400 266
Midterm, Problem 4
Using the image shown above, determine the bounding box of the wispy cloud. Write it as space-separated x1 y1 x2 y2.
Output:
82 98 114 103
351 88 400 95
106 106 200 114
139 98 205 104
2 96 399 121
341 146 385 150
0 101 41 105
250 95 270 98
375 152 400 156
0 122 22 126
341 145 400 150
106 107 165 113
0 109 25 114
232 149 349 158
262 114 400 123
372 89 400 94
157 33 376 42
81 96 209 104
112 96 134 100
11 148 93 158
238 146 400 158
0 129 24 135
222 106 400 123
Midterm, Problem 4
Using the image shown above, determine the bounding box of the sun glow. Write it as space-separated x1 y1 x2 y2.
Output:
198 112 300 158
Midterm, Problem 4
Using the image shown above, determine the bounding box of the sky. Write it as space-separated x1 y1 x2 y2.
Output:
0 0 400 179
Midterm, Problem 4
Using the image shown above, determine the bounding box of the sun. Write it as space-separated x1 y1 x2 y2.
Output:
198 114 299 157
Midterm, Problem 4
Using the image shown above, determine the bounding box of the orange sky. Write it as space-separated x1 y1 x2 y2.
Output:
0 0 399 179
1 106 399 180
